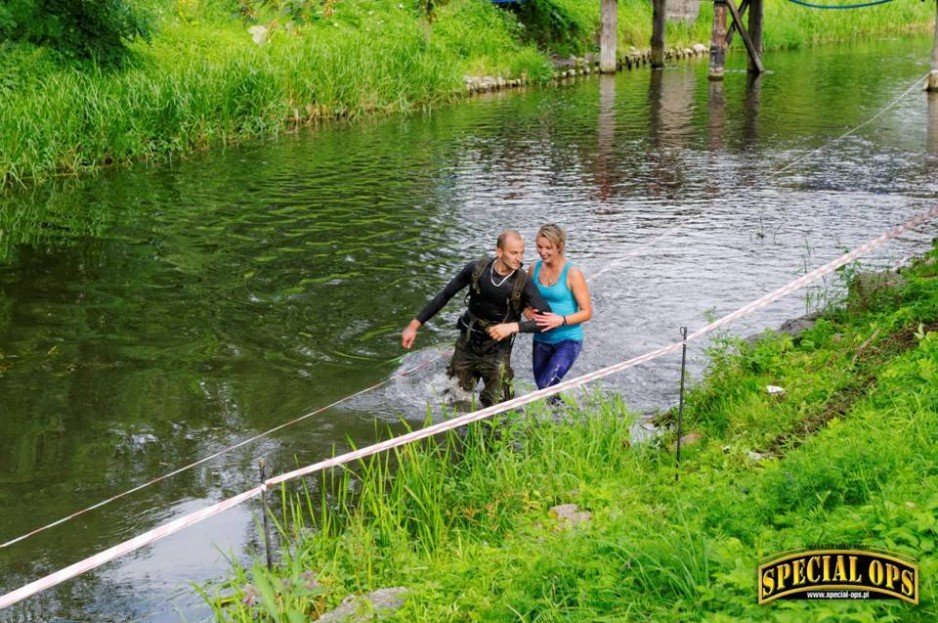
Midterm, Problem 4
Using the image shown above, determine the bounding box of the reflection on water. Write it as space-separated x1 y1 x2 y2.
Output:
1 35 937 623
707 79 726 153
743 73 762 145
928 92 938 154
594 75 616 203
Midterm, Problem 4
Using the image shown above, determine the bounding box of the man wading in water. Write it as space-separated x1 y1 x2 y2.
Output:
401 230 551 407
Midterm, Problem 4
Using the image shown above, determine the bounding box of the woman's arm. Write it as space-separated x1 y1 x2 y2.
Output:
565 267 592 325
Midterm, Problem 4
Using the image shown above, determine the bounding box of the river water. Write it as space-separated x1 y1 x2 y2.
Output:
1 35 936 623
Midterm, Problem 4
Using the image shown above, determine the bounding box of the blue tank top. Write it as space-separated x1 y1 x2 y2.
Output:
533 260 583 344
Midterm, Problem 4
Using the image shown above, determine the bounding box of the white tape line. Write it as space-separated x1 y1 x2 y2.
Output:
267 204 938 488
0 369 416 550
3 72 927 555
0 487 263 610
2 203 935 611
688 204 938 341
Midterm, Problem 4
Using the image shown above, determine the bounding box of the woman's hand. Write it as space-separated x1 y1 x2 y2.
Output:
487 322 519 342
534 312 565 331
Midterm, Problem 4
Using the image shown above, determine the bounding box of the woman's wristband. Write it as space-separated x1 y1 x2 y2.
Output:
561 316 568 326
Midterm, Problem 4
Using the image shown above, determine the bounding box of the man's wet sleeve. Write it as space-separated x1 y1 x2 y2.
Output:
415 261 474 324
523 278 551 313
517 277 552 333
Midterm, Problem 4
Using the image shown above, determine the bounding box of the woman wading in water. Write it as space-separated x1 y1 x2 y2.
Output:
490 224 592 402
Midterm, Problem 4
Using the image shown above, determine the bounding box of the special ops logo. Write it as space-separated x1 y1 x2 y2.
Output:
758 549 919 604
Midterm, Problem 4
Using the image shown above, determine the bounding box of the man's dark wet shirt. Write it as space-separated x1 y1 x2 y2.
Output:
416 259 551 333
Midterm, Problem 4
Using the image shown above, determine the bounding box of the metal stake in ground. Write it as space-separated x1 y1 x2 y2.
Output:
258 459 274 570
675 326 688 481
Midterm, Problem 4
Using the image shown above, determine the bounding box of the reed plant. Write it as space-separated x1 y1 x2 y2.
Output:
204 243 937 621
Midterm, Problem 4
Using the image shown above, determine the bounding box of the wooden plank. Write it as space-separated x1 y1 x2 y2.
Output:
725 0 750 46
747 0 763 74
726 0 764 74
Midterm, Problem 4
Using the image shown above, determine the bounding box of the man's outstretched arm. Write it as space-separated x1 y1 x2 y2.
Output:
401 262 474 349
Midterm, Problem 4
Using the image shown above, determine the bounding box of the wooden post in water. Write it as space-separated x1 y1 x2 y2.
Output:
747 0 764 74
651 0 667 69
928 0 938 92
709 0 729 81
725 0 763 73
600 0 618 74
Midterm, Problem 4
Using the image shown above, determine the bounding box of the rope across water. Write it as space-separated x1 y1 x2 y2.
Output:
1 203 935 610
0 72 929 554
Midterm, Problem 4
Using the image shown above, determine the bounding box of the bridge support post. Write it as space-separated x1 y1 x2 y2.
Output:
747 0 763 74
651 0 666 68
928 0 938 92
600 0 618 73
708 0 729 81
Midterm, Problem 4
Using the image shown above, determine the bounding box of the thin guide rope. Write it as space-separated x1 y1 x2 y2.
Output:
2 203 934 611
1 71 928 552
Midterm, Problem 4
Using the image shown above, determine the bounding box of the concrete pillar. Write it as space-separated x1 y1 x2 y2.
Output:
651 0 667 69
709 0 729 81
600 0 618 74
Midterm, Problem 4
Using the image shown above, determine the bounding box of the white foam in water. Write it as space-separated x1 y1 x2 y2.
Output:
427 370 474 404
346 346 479 417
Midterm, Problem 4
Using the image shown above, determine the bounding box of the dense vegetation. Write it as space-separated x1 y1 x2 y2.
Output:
0 0 151 65
204 243 938 621
0 0 934 188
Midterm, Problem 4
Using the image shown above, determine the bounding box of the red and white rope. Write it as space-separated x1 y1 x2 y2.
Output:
2 203 933 611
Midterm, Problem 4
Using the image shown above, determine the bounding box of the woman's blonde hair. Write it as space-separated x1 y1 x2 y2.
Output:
536 224 566 256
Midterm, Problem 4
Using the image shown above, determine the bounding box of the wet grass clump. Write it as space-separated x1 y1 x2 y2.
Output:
205 242 938 621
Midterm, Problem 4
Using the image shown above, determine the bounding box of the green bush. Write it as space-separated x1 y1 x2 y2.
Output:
509 0 589 56
0 0 151 66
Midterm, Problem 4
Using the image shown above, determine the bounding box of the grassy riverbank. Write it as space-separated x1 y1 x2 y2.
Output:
205 243 938 621
1 0 934 188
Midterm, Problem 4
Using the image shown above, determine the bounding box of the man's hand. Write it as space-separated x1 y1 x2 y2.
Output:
401 319 421 349
487 322 519 342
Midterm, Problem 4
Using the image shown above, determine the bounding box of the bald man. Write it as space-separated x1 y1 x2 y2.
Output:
402 231 551 407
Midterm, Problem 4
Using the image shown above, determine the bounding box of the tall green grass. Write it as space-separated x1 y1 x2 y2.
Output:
0 0 934 187
204 243 938 621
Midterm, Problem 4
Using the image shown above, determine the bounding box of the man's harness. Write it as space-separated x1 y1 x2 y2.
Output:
459 256 528 342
